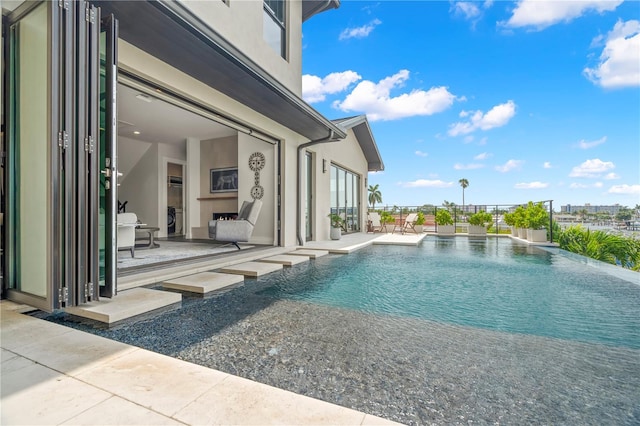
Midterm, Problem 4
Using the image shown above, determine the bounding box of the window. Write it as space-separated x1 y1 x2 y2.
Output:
263 0 285 57
330 164 361 232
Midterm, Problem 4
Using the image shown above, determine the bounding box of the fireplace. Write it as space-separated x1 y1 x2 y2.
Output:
213 212 237 221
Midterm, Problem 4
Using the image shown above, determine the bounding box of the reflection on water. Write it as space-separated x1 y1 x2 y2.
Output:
259 239 640 349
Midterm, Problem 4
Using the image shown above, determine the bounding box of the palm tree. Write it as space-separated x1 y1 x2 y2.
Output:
458 178 469 213
368 184 382 210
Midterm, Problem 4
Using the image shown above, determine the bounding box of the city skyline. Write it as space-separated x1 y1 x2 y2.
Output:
301 0 640 208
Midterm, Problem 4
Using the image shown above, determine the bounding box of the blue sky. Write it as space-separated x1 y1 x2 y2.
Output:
301 0 640 209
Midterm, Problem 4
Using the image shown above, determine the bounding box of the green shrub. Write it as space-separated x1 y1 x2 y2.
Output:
468 211 492 227
523 201 549 230
435 209 454 225
415 211 426 226
558 225 640 271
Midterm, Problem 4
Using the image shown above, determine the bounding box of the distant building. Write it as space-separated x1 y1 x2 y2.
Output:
561 204 624 215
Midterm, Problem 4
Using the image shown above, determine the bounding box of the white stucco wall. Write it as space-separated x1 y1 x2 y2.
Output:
308 131 370 241
117 41 373 247
180 0 303 95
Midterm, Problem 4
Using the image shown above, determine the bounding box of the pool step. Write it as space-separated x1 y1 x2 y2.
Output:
161 272 244 294
64 288 181 325
219 261 283 277
288 249 329 258
258 255 309 266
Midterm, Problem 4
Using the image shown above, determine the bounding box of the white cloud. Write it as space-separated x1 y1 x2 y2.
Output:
401 179 454 188
569 182 604 189
448 100 516 136
334 70 457 121
503 0 622 30
415 150 429 157
569 158 615 178
584 20 640 89
608 184 640 195
577 136 607 149
452 2 481 20
339 19 382 40
302 71 362 103
495 159 523 173
474 152 492 160
604 172 620 180
543 161 552 169
463 136 474 144
454 163 484 170
515 181 549 189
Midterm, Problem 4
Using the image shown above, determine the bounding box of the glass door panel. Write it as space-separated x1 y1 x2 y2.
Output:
98 15 118 298
305 153 312 240
6 2 63 311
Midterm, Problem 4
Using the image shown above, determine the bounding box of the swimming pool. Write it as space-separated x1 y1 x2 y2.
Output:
44 238 640 425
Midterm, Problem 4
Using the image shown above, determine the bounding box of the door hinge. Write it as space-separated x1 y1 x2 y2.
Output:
85 136 94 154
85 4 95 23
58 287 69 306
58 0 69 10
58 131 69 150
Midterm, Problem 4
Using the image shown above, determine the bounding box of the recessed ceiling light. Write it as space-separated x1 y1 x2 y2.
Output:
133 131 141 135
135 94 152 103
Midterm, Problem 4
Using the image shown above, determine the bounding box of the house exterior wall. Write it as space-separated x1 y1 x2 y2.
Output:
309 130 370 241
180 0 303 96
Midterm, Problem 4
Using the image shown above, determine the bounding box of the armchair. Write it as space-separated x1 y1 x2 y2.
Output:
117 212 137 257
208 199 262 249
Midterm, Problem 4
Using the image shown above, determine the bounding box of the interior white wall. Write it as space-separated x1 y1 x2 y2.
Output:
118 143 160 228
186 137 201 239
117 136 151 181
238 133 276 245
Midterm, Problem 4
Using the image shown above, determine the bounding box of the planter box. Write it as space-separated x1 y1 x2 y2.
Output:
468 225 487 237
526 229 547 242
517 228 527 239
414 225 424 233
330 227 341 240
436 225 455 236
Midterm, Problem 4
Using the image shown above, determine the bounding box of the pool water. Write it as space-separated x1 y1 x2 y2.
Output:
259 238 640 349
41 237 640 425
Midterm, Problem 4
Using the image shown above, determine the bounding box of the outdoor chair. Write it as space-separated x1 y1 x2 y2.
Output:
402 213 418 233
367 212 383 233
208 199 262 249
117 212 138 257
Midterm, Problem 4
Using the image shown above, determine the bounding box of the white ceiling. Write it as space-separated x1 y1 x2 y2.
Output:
117 84 236 145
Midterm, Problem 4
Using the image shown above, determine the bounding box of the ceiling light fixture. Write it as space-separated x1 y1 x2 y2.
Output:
133 131 141 135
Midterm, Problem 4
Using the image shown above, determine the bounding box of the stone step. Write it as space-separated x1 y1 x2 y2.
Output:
161 272 244 294
219 261 283 277
288 249 329 259
258 254 309 266
64 288 181 325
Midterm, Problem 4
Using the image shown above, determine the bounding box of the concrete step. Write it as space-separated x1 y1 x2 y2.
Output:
288 249 329 259
219 261 283 277
64 288 181 325
258 255 309 266
161 272 244 294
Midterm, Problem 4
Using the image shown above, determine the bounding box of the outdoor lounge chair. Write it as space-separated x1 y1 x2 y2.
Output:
402 213 418 233
208 199 262 249
367 212 383 233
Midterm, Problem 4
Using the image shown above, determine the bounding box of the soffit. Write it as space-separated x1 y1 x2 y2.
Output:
302 0 340 22
92 0 345 141
333 116 384 172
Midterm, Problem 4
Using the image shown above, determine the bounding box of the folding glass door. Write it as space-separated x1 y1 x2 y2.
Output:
5 0 117 311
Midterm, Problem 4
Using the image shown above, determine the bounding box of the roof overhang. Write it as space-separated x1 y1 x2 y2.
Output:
302 0 340 22
92 0 346 141
333 116 384 172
